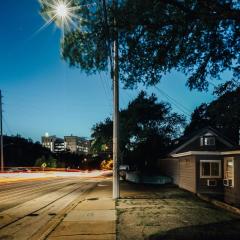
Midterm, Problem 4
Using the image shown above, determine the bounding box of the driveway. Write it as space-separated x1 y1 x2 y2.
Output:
117 182 240 240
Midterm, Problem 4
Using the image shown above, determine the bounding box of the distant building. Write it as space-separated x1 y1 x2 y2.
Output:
78 137 91 154
42 133 65 153
42 133 91 154
42 135 56 152
64 136 91 154
54 138 65 153
64 136 79 153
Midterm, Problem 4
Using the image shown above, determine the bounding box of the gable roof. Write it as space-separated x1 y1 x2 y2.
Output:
170 126 235 155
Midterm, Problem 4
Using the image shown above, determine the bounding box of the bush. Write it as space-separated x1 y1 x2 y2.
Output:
35 156 57 168
35 156 46 167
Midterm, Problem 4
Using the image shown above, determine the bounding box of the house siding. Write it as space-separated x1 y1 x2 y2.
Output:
224 155 240 206
157 158 179 185
179 156 196 193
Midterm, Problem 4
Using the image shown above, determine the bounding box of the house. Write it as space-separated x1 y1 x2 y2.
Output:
157 127 240 206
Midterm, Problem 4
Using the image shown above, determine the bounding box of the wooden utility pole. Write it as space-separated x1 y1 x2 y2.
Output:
112 0 120 199
0 90 3 172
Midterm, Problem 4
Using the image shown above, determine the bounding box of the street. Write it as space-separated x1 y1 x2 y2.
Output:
0 173 110 240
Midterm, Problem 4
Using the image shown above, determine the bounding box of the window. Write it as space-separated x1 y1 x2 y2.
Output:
224 157 234 187
200 160 221 178
200 136 215 146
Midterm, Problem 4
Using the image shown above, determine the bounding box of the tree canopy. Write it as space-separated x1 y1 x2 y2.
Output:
91 91 186 169
40 0 240 92
184 87 240 144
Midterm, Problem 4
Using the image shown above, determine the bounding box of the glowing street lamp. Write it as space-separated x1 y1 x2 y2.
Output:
55 2 69 18
39 0 80 33
39 0 120 199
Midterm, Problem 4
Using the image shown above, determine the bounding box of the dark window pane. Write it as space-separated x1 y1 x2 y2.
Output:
202 162 210 176
204 137 215 146
211 162 219 176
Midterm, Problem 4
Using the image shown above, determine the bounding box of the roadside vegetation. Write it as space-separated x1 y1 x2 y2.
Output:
91 86 240 171
2 135 101 169
91 91 186 172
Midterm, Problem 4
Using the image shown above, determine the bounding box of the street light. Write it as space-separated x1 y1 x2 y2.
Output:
39 0 81 33
40 0 120 199
55 3 69 18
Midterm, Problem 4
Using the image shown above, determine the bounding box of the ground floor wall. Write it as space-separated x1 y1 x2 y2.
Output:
157 158 179 185
158 153 240 205
179 156 196 193
157 156 196 193
224 155 240 206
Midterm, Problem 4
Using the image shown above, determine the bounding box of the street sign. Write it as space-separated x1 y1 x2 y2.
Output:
41 163 47 171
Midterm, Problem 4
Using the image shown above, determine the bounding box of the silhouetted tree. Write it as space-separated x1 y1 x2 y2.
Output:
40 0 240 92
3 136 51 167
185 87 240 144
91 91 186 170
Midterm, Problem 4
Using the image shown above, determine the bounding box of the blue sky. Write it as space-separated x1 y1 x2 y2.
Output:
0 0 223 142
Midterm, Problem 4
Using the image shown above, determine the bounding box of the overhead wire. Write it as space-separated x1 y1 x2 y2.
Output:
154 86 192 119
3 116 14 136
98 71 113 113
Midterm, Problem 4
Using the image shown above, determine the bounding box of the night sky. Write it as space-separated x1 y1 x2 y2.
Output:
0 0 226 141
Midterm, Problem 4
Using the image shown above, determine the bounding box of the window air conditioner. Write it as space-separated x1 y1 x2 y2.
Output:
228 179 233 187
223 179 229 186
207 179 217 187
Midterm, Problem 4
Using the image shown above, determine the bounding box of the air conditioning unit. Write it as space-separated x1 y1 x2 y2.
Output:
207 179 217 187
223 179 229 186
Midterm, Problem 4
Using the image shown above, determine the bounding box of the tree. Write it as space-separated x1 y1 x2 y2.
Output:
35 156 46 167
91 91 186 169
117 0 240 91
40 0 240 92
185 87 240 144
91 118 113 154
3 135 51 167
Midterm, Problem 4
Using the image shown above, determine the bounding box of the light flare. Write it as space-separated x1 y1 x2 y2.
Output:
37 0 83 34
56 2 69 18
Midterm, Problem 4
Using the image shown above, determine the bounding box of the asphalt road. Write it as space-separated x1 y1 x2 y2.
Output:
0 175 107 240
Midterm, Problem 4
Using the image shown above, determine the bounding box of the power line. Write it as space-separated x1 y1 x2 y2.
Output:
155 86 192 113
2 116 14 136
154 86 192 118
98 71 112 112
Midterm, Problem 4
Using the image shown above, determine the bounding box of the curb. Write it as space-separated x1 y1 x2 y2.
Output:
197 193 240 215
0 176 57 184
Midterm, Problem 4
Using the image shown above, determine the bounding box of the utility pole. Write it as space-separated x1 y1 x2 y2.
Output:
0 90 3 172
112 0 120 199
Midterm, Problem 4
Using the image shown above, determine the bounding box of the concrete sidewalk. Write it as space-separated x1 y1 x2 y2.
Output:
47 180 116 240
